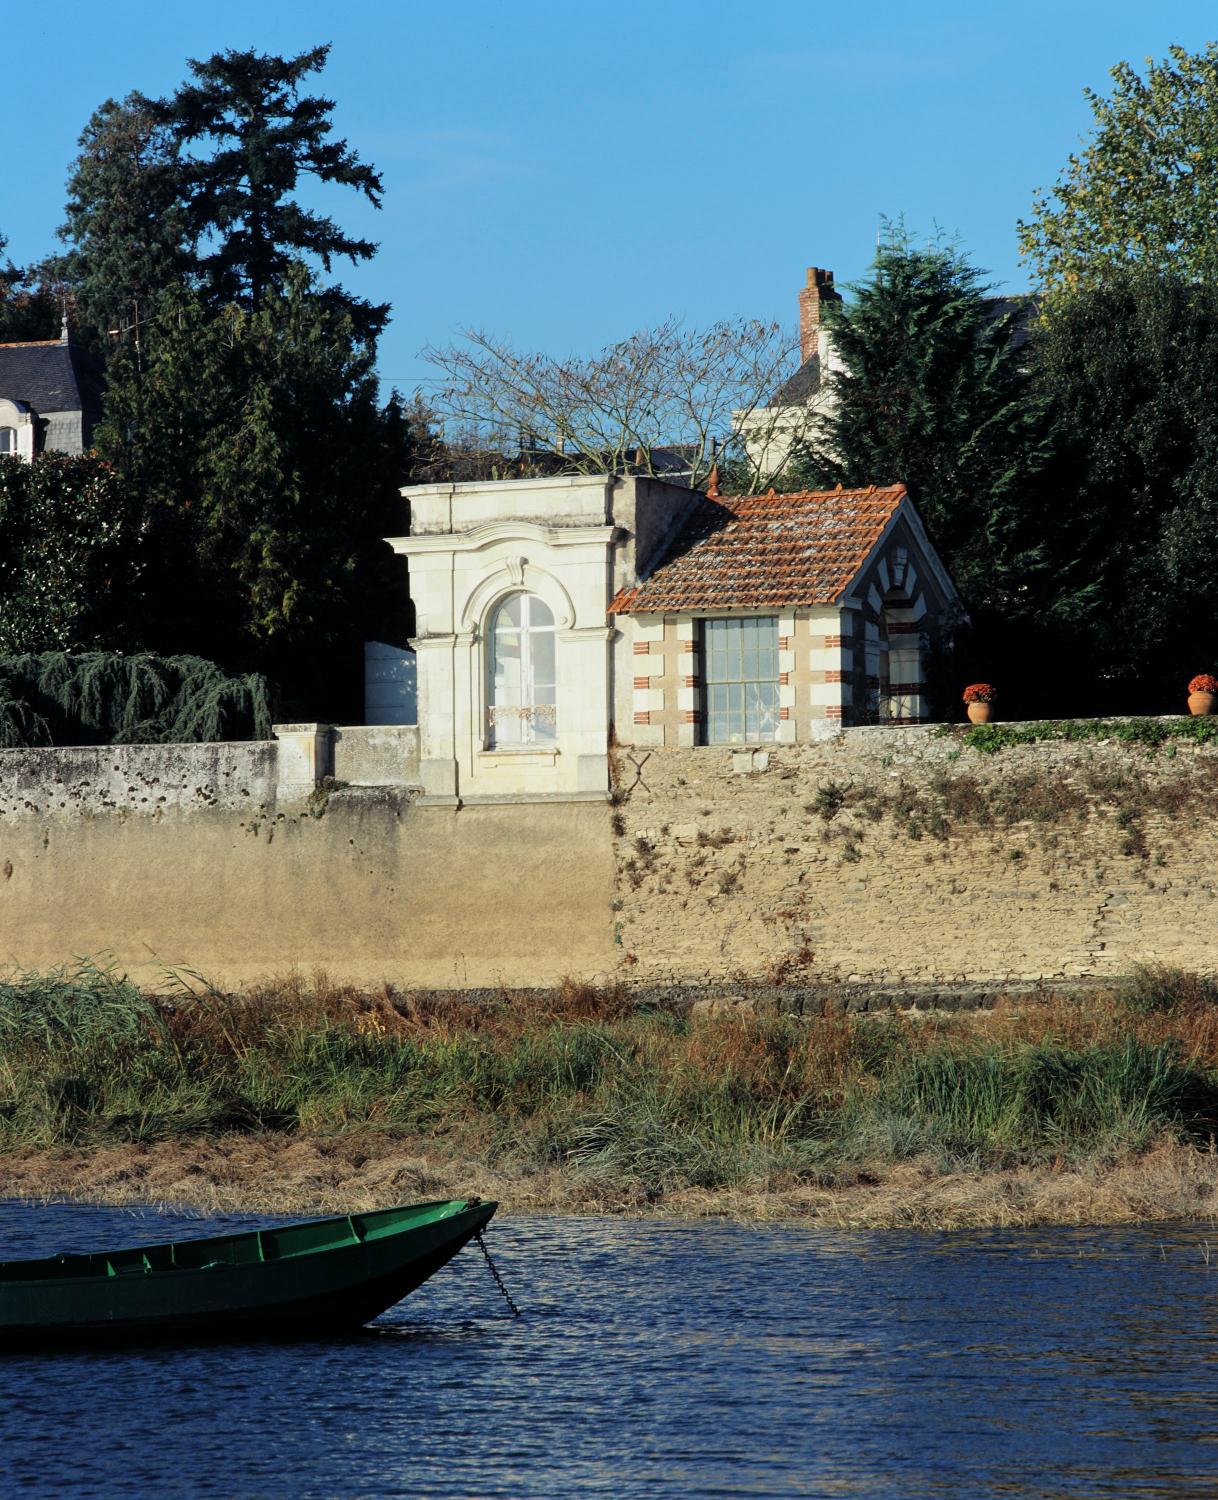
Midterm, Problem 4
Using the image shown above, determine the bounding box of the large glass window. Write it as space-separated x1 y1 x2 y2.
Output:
702 616 780 744
487 592 557 748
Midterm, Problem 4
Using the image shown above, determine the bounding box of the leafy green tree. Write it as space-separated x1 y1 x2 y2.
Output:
0 455 147 653
0 234 64 341
153 44 387 338
0 652 271 745
1020 44 1218 293
95 268 412 713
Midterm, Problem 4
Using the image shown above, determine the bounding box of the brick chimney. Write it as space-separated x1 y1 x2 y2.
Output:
798 267 840 365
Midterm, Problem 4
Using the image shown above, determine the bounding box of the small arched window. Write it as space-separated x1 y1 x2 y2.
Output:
487 592 557 748
0 428 16 456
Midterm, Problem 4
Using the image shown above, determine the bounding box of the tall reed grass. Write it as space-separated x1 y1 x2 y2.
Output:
1 964 1216 1193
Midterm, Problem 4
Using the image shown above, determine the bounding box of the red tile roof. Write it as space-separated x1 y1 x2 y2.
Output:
609 483 907 614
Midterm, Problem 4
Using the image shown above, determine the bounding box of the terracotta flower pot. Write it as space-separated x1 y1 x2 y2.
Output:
966 701 992 725
1188 690 1216 717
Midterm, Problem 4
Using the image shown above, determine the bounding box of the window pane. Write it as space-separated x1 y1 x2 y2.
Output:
497 594 523 630
702 617 779 744
531 628 555 687
525 595 554 629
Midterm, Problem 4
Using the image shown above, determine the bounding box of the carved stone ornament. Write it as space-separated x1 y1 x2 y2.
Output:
506 556 527 587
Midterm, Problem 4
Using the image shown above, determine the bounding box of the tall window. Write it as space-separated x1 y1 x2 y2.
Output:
487 592 557 748
0 428 15 456
702 616 779 744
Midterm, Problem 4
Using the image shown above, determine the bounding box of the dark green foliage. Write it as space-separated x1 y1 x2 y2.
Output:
58 96 188 349
49 46 411 713
152 44 386 337
95 270 412 713
0 236 64 342
796 235 1079 622
786 237 1108 718
1031 274 1218 703
0 652 272 744
0 455 146 654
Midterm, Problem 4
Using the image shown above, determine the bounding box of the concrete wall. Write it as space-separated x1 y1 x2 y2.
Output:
0 770 613 990
612 728 1218 987
332 725 420 787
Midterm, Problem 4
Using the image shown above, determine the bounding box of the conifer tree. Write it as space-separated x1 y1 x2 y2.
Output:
153 44 387 339
94 269 412 712
1033 272 1218 700
58 96 187 350
796 236 1090 628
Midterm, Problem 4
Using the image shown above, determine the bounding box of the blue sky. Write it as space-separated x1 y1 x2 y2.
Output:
6 1 1217 394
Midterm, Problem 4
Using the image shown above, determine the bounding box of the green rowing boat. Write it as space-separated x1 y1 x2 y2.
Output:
0 1198 497 1346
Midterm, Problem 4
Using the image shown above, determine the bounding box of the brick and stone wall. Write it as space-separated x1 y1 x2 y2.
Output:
610 727 1218 987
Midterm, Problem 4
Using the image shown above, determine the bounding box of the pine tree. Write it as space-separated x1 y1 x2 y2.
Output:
796 237 1090 627
154 45 387 339
58 96 187 351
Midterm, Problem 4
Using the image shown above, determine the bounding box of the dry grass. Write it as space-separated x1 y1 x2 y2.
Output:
3 1132 1217 1231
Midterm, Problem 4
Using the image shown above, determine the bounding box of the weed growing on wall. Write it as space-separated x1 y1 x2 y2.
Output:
939 718 1218 754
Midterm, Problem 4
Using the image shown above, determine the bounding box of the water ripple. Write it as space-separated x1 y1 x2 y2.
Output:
0 1202 1216 1496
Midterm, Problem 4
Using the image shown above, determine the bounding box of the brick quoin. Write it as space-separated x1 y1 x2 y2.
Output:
780 706 791 720
779 635 791 651
825 670 845 684
825 634 845 647
632 641 650 655
683 676 697 689
681 709 699 724
632 676 651 690
824 705 844 719
633 711 651 726
680 639 696 654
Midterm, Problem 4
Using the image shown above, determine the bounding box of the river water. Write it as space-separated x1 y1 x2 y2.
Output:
0 1201 1216 1498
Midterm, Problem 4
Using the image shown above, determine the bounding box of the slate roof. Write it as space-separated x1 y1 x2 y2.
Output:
0 339 105 414
609 483 907 614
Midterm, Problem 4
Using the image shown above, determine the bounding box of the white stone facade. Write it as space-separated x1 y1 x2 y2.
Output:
387 473 697 801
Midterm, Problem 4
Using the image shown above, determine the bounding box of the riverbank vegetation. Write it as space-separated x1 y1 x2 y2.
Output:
5 965 1218 1225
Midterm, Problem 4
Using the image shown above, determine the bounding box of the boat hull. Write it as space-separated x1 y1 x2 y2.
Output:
0 1199 497 1347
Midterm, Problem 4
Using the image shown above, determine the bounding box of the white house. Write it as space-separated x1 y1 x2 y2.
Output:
388 470 960 800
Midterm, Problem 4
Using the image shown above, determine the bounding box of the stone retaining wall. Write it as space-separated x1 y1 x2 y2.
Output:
611 727 1218 986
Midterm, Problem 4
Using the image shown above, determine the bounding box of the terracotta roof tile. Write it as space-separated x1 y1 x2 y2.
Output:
609 483 906 614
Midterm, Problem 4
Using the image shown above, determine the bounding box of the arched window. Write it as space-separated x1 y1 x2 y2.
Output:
487 592 557 747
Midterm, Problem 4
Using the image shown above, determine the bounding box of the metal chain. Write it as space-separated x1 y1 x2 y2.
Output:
473 1227 522 1318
